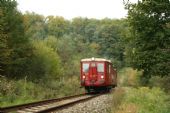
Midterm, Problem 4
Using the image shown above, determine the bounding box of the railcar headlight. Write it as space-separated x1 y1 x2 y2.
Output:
101 75 104 79
82 75 85 79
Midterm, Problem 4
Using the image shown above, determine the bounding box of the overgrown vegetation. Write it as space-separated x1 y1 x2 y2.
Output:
0 0 128 106
109 1 170 111
0 0 169 109
110 88 125 113
0 76 83 107
125 0 170 84
111 68 170 113
118 68 142 87
114 87 170 113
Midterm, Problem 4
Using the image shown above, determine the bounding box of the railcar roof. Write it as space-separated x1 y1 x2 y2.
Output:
81 57 111 63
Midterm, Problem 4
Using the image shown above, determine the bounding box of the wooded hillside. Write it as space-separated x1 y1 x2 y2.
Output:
0 0 169 108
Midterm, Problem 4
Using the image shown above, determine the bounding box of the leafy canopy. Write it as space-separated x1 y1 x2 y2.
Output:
126 0 170 83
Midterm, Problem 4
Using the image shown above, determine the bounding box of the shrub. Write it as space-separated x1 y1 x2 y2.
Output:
118 68 142 87
149 76 170 94
111 87 125 113
117 87 170 113
0 75 83 107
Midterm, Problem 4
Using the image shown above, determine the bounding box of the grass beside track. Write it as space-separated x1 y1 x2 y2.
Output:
0 76 84 107
110 87 170 113
109 68 170 113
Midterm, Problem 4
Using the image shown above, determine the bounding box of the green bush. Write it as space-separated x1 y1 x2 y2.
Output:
118 68 142 87
149 76 170 94
123 87 170 113
0 75 83 107
30 40 63 80
111 87 125 113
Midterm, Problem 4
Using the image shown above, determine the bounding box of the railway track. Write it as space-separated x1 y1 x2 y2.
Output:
0 93 102 113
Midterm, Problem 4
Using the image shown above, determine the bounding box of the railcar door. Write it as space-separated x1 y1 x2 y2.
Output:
89 62 97 83
81 62 90 85
97 62 105 82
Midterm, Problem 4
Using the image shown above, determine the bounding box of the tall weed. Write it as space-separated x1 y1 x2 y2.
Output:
111 87 125 113
0 76 83 107
115 87 170 113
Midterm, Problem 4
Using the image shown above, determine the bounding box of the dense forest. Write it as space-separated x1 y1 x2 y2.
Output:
0 0 128 80
0 0 170 111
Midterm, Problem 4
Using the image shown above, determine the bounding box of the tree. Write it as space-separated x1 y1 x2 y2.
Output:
71 17 88 38
0 0 32 77
84 19 99 43
23 12 47 40
94 19 126 68
126 0 170 84
47 16 69 38
0 21 10 75
30 39 62 81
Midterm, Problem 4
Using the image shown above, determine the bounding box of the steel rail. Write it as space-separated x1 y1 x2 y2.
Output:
35 94 101 113
0 93 86 113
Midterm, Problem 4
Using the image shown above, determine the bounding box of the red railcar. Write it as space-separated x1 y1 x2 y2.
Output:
80 57 117 92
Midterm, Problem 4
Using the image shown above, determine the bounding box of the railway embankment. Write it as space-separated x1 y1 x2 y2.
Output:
0 76 84 107
1 68 169 113
109 68 170 113
110 87 170 113
56 93 113 113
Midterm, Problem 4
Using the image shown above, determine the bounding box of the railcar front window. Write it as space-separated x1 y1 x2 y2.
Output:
91 63 96 67
97 63 104 72
83 63 89 72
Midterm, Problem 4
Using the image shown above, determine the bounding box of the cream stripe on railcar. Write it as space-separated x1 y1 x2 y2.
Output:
81 57 111 63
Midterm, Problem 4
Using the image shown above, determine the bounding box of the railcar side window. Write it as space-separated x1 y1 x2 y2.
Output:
97 63 104 72
82 63 89 72
109 65 111 74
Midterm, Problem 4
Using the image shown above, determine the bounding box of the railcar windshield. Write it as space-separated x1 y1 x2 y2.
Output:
97 63 104 72
82 63 89 72
91 63 96 67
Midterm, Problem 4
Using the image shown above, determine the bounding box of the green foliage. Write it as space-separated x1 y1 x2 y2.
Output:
113 68 170 113
71 17 89 37
0 76 84 107
111 88 125 113
1 0 170 109
70 18 128 68
126 0 170 83
149 76 170 93
0 29 10 75
47 16 69 38
0 0 33 77
123 87 170 113
0 0 14 75
29 39 63 80
55 35 99 76
94 19 126 68
23 12 47 40
118 68 142 87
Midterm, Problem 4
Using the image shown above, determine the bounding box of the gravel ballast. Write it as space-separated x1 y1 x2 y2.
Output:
56 93 113 113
